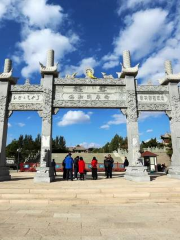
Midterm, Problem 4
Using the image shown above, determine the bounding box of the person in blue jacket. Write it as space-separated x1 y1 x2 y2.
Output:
64 153 74 181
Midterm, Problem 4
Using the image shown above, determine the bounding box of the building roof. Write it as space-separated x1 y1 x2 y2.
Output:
161 133 171 139
68 146 87 151
74 146 87 151
141 151 158 157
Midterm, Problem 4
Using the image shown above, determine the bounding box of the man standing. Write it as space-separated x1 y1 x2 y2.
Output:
64 153 74 181
104 156 108 176
106 154 114 178
74 156 79 180
124 157 129 169
51 159 57 176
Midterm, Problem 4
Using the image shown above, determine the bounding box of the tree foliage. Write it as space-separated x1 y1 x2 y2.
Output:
92 134 128 153
140 138 163 149
6 134 68 161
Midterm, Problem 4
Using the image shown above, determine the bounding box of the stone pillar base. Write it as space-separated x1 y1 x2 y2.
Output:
124 166 150 182
0 167 11 181
168 166 180 179
34 167 55 183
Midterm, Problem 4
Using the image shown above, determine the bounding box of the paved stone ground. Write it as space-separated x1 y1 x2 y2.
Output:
0 172 180 239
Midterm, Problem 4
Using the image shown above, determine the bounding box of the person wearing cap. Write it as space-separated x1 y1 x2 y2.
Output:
91 156 98 180
64 153 74 181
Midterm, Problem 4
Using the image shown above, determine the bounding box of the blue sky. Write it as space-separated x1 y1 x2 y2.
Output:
1 0 178 147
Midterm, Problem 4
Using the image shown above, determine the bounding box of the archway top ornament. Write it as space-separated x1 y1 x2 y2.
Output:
39 49 59 78
0 59 18 84
159 60 180 85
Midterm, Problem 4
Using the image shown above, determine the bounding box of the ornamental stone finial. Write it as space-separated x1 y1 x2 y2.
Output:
46 50 54 67
39 49 58 77
4 59 12 73
159 60 180 85
123 50 131 68
165 60 173 75
0 58 17 84
118 50 139 78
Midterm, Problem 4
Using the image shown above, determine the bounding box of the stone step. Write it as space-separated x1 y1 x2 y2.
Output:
1 191 180 200
1 197 180 205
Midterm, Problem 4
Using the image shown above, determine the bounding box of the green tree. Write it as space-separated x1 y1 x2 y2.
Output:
166 137 173 157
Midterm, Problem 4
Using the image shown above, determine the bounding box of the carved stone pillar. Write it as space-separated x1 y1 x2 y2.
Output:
0 59 17 181
167 83 180 179
124 76 150 182
0 82 11 181
34 75 55 183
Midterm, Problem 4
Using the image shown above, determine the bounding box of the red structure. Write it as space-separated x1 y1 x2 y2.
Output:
20 162 125 172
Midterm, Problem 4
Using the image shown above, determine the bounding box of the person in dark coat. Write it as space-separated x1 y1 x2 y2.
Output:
51 159 57 176
78 157 85 180
124 157 129 169
62 156 67 180
64 153 74 181
91 157 98 180
106 154 114 178
74 156 79 179
104 156 108 176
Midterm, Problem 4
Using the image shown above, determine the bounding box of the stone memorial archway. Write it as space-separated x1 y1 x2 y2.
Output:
0 50 180 183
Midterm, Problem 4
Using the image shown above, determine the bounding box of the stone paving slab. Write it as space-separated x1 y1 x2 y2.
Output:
0 172 180 239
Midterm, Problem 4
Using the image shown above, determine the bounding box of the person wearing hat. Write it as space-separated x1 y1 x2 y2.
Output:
64 153 74 181
91 157 98 180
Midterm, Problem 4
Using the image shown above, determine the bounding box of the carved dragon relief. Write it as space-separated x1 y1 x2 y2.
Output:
53 100 126 108
40 88 53 124
11 85 43 92
54 78 126 85
137 85 169 92
126 91 138 122
0 95 7 122
171 95 180 123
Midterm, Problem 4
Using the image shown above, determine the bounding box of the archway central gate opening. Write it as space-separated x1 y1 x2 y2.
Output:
0 50 180 183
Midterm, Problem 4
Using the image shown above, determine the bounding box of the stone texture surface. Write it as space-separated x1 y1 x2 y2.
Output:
0 172 180 239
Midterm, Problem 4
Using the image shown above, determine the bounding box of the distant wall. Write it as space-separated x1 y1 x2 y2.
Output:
115 147 171 166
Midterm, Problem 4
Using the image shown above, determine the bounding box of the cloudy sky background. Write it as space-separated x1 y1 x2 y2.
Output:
1 0 177 147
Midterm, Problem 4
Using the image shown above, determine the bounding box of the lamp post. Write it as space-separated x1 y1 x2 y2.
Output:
17 148 22 172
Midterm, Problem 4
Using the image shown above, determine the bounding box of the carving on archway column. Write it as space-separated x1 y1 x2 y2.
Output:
53 108 59 115
8 111 13 118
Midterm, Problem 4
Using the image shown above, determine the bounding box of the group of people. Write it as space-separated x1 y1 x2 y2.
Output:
51 153 115 180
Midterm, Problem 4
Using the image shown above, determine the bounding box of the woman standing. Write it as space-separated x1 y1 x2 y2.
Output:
78 157 85 180
91 157 98 180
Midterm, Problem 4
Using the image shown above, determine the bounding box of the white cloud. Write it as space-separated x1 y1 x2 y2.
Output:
102 8 173 70
108 114 126 125
8 123 12 128
100 113 126 129
100 124 110 130
139 112 164 122
139 41 180 84
17 122 25 127
87 111 93 115
63 57 98 77
21 0 64 29
16 28 79 77
117 0 169 15
0 0 79 78
80 142 101 149
58 111 91 127
146 129 153 133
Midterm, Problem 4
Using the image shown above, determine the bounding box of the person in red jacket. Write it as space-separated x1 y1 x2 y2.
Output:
91 157 98 180
78 157 85 180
